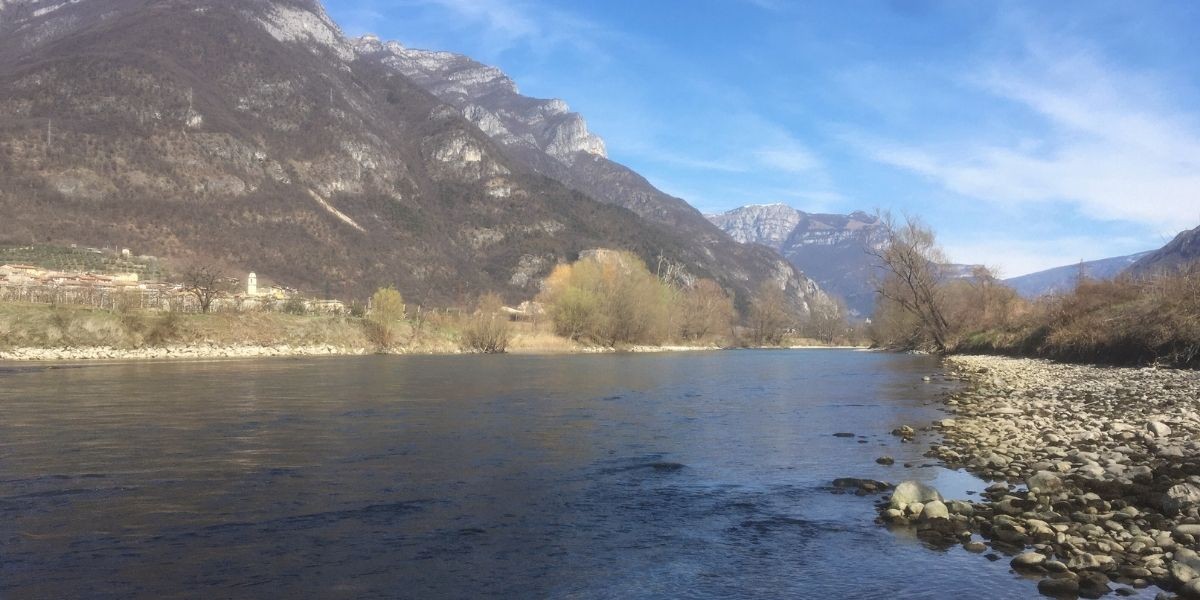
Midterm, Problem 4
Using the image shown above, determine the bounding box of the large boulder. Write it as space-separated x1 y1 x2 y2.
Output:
1165 483 1200 515
1146 421 1173 437
889 481 943 510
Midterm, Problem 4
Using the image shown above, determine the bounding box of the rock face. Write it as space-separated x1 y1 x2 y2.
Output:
707 206 884 316
351 36 606 166
0 0 824 311
352 37 823 312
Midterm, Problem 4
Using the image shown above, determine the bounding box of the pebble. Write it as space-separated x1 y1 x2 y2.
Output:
874 355 1200 598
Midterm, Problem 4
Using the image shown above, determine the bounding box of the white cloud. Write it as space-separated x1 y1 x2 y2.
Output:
418 0 537 43
851 34 1200 230
413 0 611 60
943 234 1157 279
755 144 821 173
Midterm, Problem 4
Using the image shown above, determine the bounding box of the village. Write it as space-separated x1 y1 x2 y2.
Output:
0 245 346 315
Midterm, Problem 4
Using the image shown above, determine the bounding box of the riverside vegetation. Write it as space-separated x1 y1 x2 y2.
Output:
0 248 861 361
867 213 1200 368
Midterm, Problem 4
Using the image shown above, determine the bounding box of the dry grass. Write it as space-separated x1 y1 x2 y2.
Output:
955 267 1200 368
0 302 370 350
0 301 736 356
507 322 586 354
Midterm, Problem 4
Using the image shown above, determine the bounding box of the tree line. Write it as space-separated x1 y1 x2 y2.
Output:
867 212 1199 368
536 249 856 348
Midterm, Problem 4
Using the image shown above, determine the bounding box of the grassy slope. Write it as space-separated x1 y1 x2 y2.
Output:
952 276 1200 369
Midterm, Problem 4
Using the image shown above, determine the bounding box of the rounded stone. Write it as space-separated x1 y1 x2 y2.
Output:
889 481 943 510
1012 552 1046 569
1037 577 1079 597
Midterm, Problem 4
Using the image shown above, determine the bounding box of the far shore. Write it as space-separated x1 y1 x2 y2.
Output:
0 342 876 363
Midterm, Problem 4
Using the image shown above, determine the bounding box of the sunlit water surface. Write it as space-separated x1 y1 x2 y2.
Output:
0 350 1122 598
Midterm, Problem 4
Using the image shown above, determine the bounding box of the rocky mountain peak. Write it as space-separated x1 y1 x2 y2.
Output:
252 0 354 62
708 204 886 316
351 34 607 165
706 204 804 247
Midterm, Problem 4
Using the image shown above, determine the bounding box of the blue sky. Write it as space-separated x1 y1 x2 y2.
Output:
325 0 1200 277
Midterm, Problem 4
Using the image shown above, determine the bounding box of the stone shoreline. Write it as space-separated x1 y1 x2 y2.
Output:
881 355 1200 599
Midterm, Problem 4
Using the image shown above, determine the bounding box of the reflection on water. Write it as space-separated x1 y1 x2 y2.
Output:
2 350 1042 598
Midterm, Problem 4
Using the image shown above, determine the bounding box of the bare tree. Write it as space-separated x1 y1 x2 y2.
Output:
804 294 848 344
867 212 952 352
183 264 228 314
677 278 736 341
748 281 793 346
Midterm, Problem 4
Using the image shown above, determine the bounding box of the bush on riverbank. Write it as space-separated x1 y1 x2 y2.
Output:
539 250 681 346
957 266 1200 368
460 293 512 354
867 213 1199 367
365 287 405 349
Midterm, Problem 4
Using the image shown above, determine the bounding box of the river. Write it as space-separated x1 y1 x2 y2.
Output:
1 350 1052 598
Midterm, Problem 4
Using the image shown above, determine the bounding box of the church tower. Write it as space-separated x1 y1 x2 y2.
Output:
247 272 257 296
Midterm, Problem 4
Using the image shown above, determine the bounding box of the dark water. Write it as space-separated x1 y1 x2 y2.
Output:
1 350 1054 598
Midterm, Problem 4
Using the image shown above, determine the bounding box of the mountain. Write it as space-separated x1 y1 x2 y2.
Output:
708 205 883 316
1128 224 1200 276
350 36 820 310
0 0 820 309
1004 252 1152 298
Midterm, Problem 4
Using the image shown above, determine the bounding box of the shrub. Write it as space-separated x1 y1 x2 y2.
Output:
461 293 511 354
538 250 673 346
365 287 405 350
282 296 307 316
145 310 181 346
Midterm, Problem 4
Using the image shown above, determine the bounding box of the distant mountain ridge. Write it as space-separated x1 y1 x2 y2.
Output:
1004 253 1152 298
1003 223 1200 297
707 205 883 316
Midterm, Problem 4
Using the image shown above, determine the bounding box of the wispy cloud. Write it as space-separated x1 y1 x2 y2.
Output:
407 0 614 60
849 25 1200 231
944 234 1157 278
739 0 787 11
755 143 821 173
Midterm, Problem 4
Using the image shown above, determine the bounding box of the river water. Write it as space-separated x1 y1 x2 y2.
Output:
1 350 1062 598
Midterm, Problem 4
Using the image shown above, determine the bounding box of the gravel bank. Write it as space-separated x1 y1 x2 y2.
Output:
882 355 1200 599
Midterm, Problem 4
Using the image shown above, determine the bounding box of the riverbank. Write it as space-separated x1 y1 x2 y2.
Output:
882 354 1200 598
0 302 862 362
